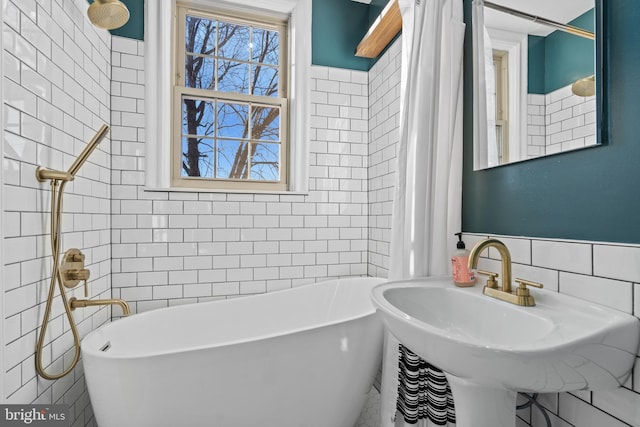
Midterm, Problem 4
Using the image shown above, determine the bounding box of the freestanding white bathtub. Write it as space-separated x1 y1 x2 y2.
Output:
82 277 385 427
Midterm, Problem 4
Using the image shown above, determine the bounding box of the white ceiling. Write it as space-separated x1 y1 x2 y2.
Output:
484 0 594 36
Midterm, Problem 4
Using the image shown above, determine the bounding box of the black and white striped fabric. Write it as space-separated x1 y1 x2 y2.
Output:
397 344 456 425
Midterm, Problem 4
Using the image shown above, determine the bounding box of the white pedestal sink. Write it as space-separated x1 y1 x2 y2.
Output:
371 277 640 427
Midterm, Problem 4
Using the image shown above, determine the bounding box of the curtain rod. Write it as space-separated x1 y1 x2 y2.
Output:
484 1 595 40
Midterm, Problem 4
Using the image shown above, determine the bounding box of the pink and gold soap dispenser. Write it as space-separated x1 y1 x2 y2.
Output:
452 233 476 287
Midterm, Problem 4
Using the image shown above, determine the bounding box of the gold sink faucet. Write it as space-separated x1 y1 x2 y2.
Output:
468 238 543 306
468 238 513 292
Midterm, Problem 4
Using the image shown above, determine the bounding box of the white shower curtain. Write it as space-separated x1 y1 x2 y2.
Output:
471 0 499 169
382 0 465 425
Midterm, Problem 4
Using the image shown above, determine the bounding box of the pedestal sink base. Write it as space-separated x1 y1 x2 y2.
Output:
445 374 517 427
371 278 640 427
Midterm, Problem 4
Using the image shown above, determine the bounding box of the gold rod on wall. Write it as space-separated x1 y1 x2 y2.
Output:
484 1 595 40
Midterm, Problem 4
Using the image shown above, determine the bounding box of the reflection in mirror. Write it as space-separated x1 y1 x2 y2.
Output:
472 0 596 170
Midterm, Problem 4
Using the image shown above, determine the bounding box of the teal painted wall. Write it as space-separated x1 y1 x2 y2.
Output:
527 35 546 94
104 0 379 70
462 0 640 244
544 9 595 93
369 0 388 22
88 0 144 40
527 9 595 94
311 0 372 70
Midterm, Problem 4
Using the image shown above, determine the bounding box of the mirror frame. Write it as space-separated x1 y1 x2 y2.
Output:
461 0 624 243
594 0 606 149
472 0 606 169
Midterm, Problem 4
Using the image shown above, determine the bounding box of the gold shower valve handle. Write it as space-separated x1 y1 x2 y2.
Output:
68 252 85 263
65 269 90 281
61 249 91 289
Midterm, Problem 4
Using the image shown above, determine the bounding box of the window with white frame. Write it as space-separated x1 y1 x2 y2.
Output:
173 5 289 191
145 0 310 193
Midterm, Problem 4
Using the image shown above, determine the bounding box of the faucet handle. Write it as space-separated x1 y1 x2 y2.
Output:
514 278 543 296
477 270 499 289
65 269 90 281
69 252 85 263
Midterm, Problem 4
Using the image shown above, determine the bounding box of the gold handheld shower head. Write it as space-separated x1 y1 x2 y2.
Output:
87 0 130 30
36 124 110 182
67 124 109 177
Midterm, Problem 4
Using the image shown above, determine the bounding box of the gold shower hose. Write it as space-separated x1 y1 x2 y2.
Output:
35 124 112 380
35 178 83 380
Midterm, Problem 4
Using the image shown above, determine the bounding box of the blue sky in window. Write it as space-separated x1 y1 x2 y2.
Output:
182 14 282 181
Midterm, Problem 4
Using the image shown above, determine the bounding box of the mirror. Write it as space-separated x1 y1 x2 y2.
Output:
472 0 597 170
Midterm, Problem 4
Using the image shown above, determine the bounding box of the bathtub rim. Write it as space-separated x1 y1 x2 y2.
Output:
81 276 386 360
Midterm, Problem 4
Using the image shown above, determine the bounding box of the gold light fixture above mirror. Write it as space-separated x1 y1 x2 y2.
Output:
87 0 130 30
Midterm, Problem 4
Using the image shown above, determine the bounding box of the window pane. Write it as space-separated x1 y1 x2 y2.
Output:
185 16 216 55
178 9 286 187
217 60 249 94
185 55 215 89
217 102 248 139
217 22 250 61
251 106 280 141
251 143 280 181
182 98 215 136
181 136 214 178
217 139 245 179
252 28 279 65
251 65 278 97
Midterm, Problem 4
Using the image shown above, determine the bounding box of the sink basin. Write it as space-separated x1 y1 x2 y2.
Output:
371 276 640 426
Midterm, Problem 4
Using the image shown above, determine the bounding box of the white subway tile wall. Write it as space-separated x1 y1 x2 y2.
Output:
527 94 546 158
3 0 112 425
367 38 401 279
527 87 596 159
109 38 369 313
467 233 640 427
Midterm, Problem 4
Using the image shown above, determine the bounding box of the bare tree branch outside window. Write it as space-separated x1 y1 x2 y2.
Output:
181 15 282 182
